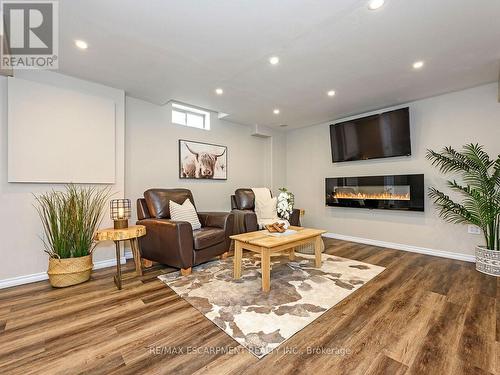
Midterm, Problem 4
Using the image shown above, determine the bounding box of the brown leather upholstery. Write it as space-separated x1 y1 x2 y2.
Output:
137 198 150 220
234 188 259 210
230 188 301 234
289 208 300 227
144 188 195 219
231 209 259 234
230 195 238 210
136 218 194 269
193 227 225 250
197 211 233 231
137 189 233 270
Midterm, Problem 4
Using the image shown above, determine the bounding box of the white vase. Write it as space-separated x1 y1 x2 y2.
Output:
475 246 500 277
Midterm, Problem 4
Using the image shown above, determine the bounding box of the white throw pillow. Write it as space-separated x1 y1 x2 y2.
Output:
169 199 201 230
255 196 278 220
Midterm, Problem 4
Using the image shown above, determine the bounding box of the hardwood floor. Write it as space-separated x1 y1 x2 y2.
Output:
0 238 498 375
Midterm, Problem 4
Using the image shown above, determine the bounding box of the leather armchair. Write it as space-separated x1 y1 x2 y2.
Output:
137 188 234 275
230 188 301 235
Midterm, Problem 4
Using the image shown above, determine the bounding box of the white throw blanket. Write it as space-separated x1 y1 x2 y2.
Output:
251 187 290 229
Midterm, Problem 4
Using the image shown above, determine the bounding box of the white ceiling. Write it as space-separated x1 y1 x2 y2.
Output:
57 0 500 129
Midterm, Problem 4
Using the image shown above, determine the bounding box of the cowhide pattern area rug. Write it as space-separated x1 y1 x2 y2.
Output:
158 252 385 358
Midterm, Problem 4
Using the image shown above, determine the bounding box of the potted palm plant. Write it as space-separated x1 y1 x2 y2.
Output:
427 144 500 276
35 184 110 287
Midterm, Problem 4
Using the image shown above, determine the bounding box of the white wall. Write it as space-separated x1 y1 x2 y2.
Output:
271 131 287 192
125 97 283 219
0 71 125 283
7 77 116 184
286 83 500 257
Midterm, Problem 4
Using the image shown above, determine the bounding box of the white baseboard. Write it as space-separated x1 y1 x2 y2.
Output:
0 250 134 290
323 232 475 263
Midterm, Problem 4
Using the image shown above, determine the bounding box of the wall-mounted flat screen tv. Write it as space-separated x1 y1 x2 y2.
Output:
329 107 411 162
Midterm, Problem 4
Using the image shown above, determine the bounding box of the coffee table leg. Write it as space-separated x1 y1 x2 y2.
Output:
261 248 271 292
314 235 322 268
234 240 242 279
114 241 122 290
289 247 296 261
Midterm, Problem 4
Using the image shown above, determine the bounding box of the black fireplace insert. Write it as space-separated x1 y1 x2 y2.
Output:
325 174 424 211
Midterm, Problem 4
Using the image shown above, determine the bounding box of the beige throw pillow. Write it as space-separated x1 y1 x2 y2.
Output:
255 196 278 220
169 199 202 230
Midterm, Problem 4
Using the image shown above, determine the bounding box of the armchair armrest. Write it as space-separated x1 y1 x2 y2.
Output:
198 212 234 246
231 209 258 234
290 208 301 227
198 212 234 230
136 218 194 269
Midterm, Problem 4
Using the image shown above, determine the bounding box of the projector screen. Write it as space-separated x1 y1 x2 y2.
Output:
7 77 116 183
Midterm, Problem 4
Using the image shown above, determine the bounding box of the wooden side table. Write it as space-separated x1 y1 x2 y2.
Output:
95 225 146 290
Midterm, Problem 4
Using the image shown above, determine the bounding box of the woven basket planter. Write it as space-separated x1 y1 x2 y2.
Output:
47 254 93 287
475 246 500 277
295 239 325 255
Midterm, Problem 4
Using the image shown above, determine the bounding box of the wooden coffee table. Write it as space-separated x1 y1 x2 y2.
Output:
230 226 326 292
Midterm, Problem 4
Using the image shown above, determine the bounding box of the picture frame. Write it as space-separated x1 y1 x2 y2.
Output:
178 139 227 180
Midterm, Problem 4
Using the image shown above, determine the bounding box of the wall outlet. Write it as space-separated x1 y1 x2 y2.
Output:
468 225 481 235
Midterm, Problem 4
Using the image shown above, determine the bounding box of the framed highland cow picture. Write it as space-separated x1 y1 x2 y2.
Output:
179 140 227 180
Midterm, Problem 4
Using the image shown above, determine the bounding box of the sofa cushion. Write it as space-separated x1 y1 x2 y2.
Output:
235 188 255 210
169 199 202 230
193 227 225 250
144 188 195 219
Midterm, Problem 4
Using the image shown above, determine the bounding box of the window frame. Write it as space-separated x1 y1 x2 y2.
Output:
171 102 210 130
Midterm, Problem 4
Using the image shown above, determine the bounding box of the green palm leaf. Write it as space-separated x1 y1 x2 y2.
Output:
427 144 500 250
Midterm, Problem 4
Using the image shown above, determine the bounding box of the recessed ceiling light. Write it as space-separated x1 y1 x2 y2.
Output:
269 56 280 65
327 90 336 97
273 109 280 115
215 88 223 95
74 39 88 49
413 60 425 69
368 0 385 10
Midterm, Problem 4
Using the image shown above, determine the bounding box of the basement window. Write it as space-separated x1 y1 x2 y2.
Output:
171 102 210 130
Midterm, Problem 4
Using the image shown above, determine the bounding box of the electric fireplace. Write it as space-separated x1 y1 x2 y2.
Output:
325 174 424 211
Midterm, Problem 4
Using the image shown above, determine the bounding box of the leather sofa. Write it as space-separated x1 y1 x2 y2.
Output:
137 188 234 275
230 188 301 235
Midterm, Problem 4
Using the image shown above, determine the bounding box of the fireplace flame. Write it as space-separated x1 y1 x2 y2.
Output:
333 191 410 201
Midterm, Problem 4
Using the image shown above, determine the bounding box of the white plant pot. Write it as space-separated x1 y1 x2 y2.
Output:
475 246 500 277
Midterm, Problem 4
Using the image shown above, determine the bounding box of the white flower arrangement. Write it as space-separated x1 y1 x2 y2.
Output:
277 187 295 220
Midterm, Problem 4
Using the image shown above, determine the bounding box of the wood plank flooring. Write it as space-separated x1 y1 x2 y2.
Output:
0 238 498 375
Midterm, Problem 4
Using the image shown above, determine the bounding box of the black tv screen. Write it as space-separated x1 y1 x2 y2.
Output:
330 107 411 162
